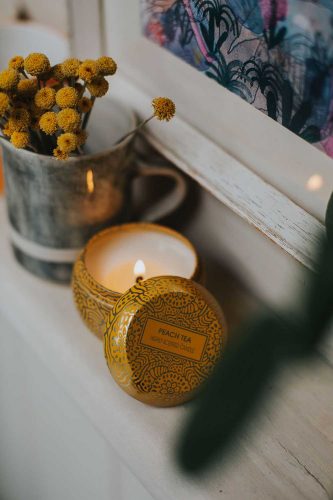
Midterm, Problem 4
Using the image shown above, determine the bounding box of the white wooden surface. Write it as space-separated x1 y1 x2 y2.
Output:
0 0 69 33
0 195 333 500
0 312 152 500
68 0 105 59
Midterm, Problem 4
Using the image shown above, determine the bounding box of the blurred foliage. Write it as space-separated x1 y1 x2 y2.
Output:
177 193 333 473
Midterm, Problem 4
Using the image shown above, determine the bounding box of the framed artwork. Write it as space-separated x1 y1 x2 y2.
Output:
141 1 333 160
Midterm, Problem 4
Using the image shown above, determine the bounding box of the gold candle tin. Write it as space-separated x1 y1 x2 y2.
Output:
104 275 227 407
72 223 227 407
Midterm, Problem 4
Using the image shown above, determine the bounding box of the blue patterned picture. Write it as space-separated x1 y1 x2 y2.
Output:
141 0 333 159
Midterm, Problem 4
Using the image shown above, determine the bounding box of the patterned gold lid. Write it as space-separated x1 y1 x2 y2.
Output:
104 276 227 407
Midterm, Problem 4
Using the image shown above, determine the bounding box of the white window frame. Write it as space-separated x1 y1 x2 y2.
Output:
69 0 332 271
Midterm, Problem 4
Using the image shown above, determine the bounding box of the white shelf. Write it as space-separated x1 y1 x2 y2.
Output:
0 198 332 499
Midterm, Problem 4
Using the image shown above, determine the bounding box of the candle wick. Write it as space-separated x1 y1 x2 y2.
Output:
136 276 143 283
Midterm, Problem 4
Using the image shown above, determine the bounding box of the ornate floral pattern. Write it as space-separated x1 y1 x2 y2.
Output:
142 0 333 158
104 276 227 407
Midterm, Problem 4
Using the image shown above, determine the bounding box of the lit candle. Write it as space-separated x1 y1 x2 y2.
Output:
134 259 146 283
83 223 199 294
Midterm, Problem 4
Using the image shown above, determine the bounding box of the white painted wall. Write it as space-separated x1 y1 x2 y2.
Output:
0 0 69 34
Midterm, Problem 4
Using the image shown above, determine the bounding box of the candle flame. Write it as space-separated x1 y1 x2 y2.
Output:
86 169 94 194
134 259 146 278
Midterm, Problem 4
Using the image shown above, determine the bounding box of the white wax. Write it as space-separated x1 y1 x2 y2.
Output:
85 227 197 293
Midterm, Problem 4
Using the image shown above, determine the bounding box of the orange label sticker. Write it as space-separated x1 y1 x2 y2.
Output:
141 317 207 362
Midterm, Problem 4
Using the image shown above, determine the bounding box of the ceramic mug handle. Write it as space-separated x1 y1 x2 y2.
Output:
135 161 187 221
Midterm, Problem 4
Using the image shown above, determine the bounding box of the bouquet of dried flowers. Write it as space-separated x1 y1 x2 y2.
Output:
0 53 175 160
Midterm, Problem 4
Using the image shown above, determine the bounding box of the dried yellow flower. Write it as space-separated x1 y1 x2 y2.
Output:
39 111 58 135
24 53 50 76
87 77 109 97
17 78 38 98
10 131 29 149
55 87 79 108
8 107 30 131
53 147 69 161
3 123 14 137
76 129 88 146
51 64 65 81
0 68 20 91
78 59 98 83
34 87 56 110
97 56 117 76
0 92 10 115
78 96 92 113
9 55 24 71
57 108 80 132
57 132 78 153
152 97 176 121
61 58 80 78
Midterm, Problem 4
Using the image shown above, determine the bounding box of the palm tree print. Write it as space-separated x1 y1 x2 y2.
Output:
141 0 333 157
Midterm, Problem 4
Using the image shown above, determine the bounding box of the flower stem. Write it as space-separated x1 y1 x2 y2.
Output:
115 115 154 145
27 143 38 153
79 83 86 98
82 96 95 130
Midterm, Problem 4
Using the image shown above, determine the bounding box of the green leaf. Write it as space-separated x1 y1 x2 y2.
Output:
281 81 293 127
267 91 277 120
300 125 321 143
272 27 287 48
215 31 228 52
325 192 333 245
289 101 311 134
177 313 290 473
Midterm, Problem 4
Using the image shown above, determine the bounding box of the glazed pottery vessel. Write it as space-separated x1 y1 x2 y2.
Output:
2 100 185 282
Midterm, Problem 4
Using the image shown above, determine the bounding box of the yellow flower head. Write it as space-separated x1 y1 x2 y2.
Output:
53 147 69 161
0 68 20 91
57 132 78 153
0 92 10 116
78 59 98 82
10 131 29 149
97 56 117 76
39 111 58 135
61 58 80 78
55 87 79 108
152 97 176 121
8 107 30 131
17 78 38 98
78 96 92 113
8 55 24 71
87 77 109 97
57 108 80 132
51 64 65 81
3 123 14 137
34 87 56 110
76 129 88 146
24 53 50 76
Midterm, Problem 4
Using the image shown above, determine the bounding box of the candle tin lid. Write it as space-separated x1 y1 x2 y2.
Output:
104 276 227 407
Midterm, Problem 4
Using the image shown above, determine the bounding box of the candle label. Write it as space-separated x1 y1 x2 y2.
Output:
140 317 208 362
